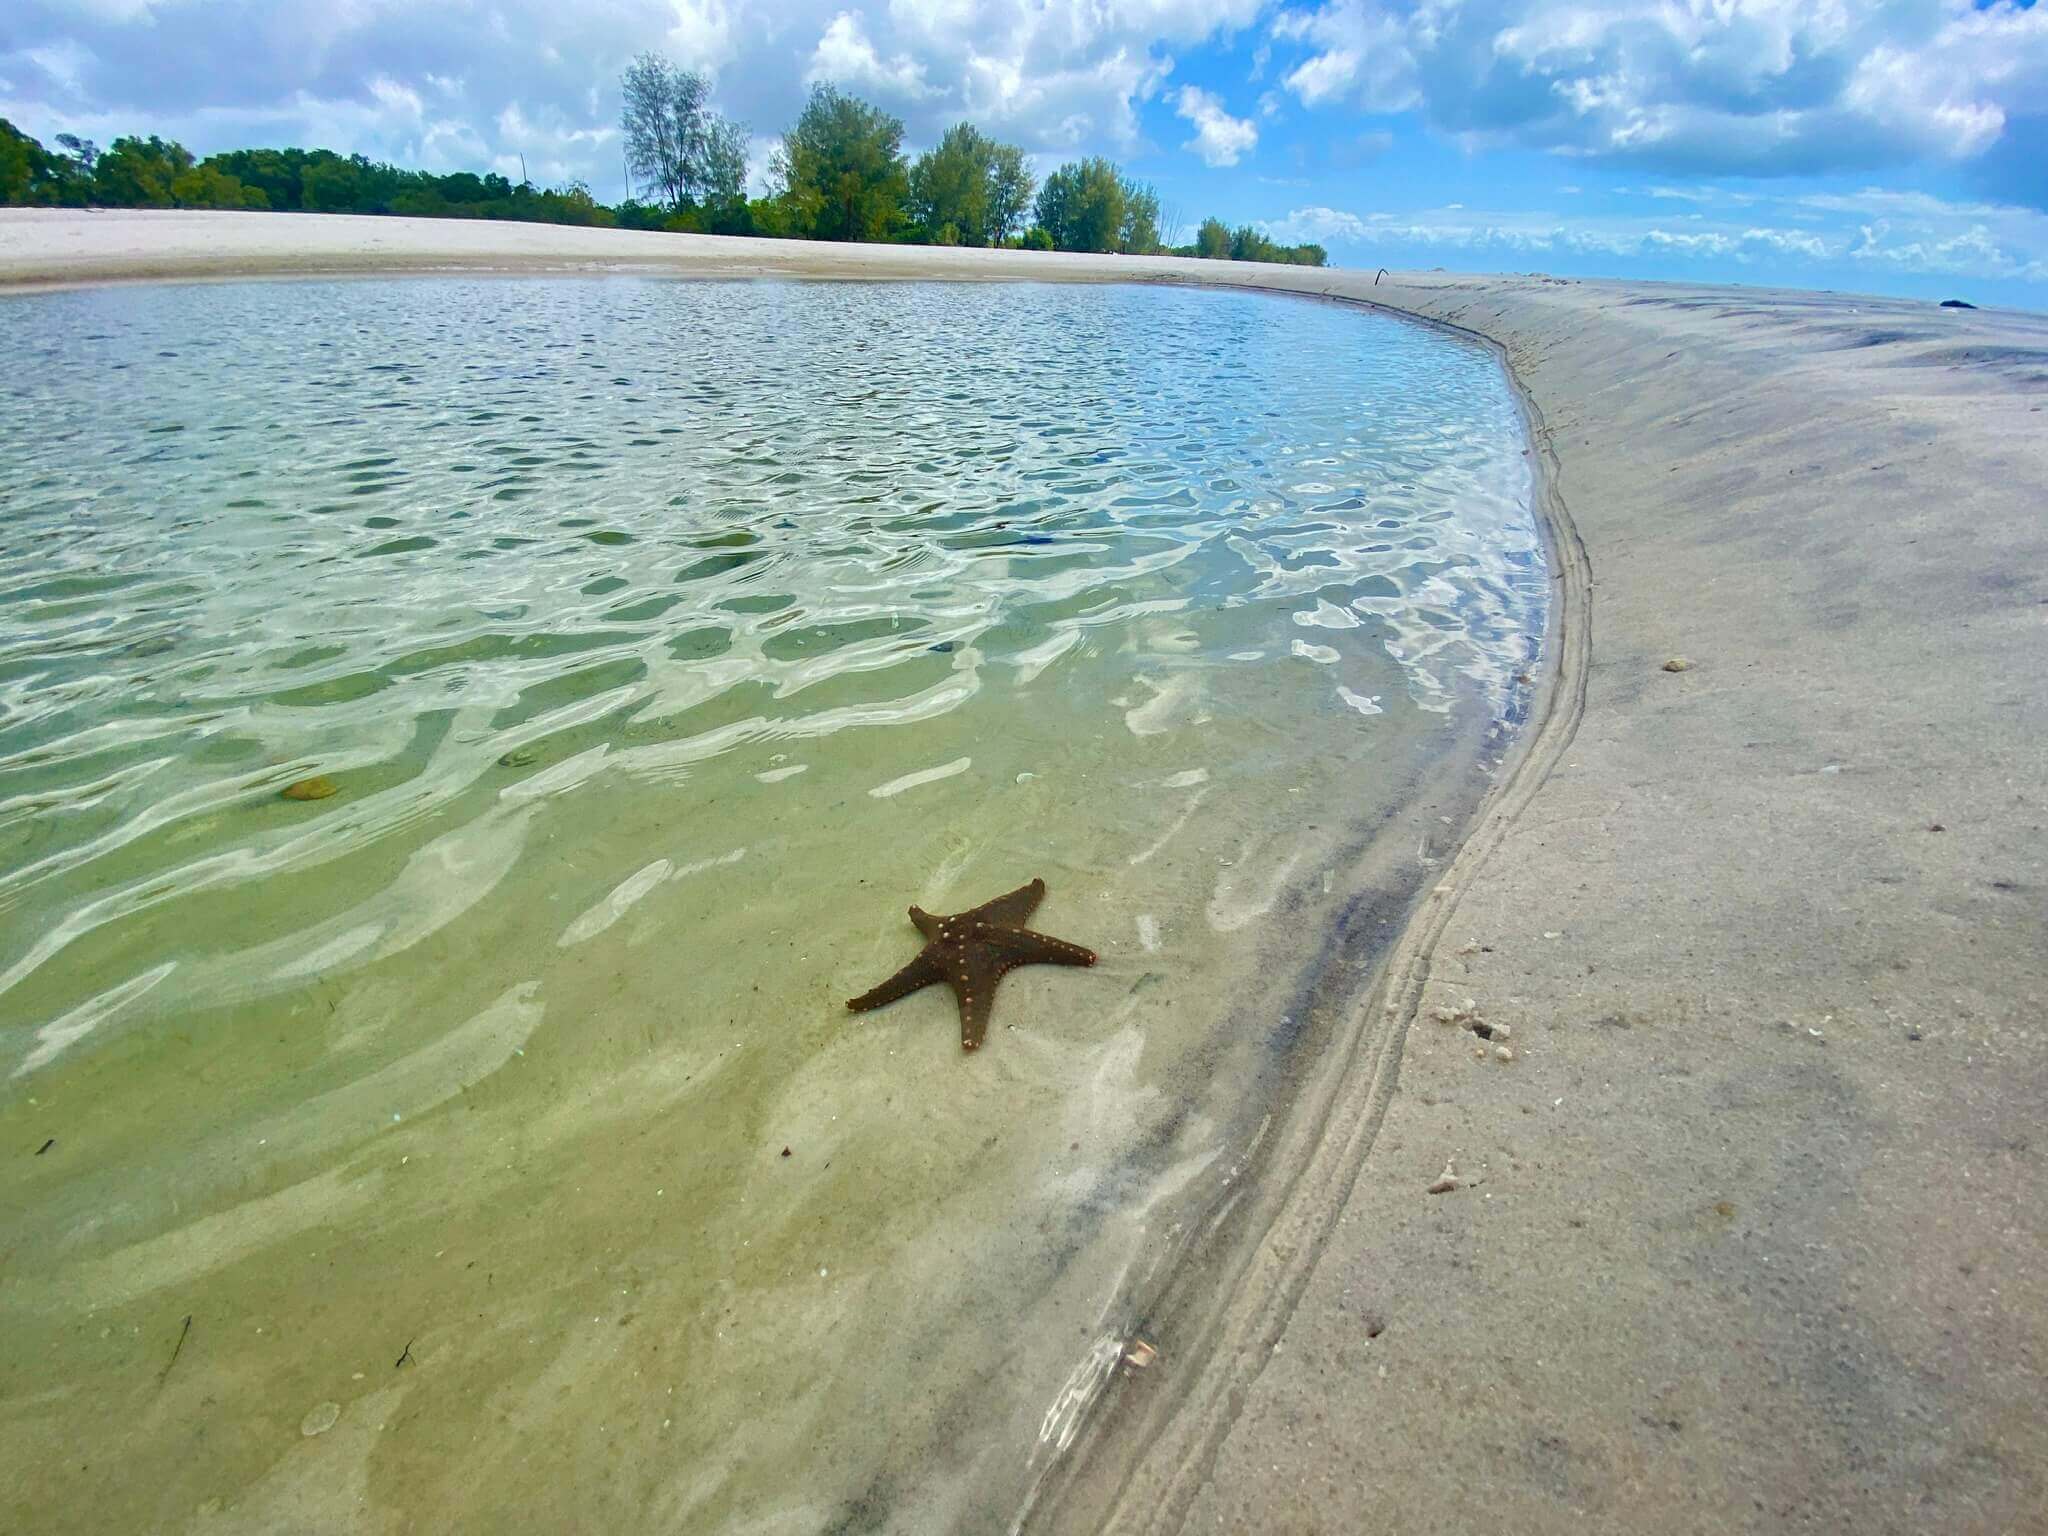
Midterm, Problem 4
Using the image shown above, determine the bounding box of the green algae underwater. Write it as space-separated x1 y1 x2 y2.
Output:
0 277 1544 1532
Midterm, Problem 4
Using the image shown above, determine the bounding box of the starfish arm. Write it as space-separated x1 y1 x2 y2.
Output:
846 950 946 1012
955 970 995 1053
989 927 1097 969
966 878 1046 929
909 905 941 941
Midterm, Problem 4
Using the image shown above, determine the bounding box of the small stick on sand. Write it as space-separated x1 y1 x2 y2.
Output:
158 1315 192 1387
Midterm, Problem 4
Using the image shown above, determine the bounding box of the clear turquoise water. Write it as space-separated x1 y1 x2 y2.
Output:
0 278 1542 1531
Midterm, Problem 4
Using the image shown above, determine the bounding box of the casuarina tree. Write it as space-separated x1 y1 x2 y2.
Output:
771 84 909 243
908 122 1034 247
621 52 747 212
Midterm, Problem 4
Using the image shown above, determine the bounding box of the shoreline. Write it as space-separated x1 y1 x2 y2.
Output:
1018 305 1595 1532
5 210 2044 1532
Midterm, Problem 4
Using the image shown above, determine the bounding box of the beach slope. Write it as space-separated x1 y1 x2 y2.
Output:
1052 278 2048 1535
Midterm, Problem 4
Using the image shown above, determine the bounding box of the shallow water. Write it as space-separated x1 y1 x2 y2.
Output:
0 277 1541 1531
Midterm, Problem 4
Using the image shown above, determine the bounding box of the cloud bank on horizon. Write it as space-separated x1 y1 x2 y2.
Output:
5 0 2046 301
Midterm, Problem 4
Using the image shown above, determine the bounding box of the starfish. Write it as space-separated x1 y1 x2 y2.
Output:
846 878 1097 1051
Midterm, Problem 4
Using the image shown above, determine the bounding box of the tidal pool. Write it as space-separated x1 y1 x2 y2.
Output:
0 277 1543 1531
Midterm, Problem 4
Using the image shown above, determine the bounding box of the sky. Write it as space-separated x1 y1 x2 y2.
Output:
4 1 2047 307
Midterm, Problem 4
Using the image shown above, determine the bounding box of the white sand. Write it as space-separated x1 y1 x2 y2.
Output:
0 206 1187 287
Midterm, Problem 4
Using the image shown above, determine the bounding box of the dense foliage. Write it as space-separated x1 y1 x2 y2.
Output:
907 123 1033 247
1 121 618 226
1031 158 1162 255
770 84 912 242
1182 215 1326 267
3 74 1329 268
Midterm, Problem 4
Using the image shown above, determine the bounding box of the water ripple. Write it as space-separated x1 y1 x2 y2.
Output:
0 277 1541 1055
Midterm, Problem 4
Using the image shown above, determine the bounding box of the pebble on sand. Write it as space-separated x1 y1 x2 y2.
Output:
1661 657 1693 672
300 1401 341 1437
281 775 338 801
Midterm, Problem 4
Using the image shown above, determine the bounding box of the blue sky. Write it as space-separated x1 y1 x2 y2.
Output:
5 1 2046 306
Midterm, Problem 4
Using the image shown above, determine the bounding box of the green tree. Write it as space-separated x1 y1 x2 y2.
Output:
439 171 489 203
1033 157 1128 253
1119 176 1160 254
22 134 93 204
909 122 987 245
300 154 368 212
620 52 748 214
170 163 267 209
701 115 748 213
987 143 1033 244
54 134 99 176
772 84 908 242
1032 162 1076 251
202 148 309 209
748 194 804 239
621 53 700 207
94 136 193 207
532 181 616 227
907 122 1033 248
0 119 40 204
1185 213 1327 266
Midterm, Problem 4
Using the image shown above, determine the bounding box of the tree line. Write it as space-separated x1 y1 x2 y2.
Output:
619 60 1323 264
0 122 616 226
0 60 1327 267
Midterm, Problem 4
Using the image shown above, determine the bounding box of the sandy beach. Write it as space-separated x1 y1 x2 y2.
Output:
4 210 2044 1533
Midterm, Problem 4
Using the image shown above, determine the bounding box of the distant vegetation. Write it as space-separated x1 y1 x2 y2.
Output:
0 59 1328 268
0 122 620 228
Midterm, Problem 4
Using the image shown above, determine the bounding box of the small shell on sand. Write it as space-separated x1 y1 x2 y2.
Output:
1661 657 1693 672
281 775 338 801
300 1401 341 1437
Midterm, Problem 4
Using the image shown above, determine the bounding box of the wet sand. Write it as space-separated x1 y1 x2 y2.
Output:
5 211 2046 1533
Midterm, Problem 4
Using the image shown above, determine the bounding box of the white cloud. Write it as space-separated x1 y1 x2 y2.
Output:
1266 203 1371 242
1822 188 2048 280
0 0 1270 198
1175 84 1257 165
742 131 778 196
1260 189 2048 281
1284 46 1361 106
807 11 933 99
667 0 739 72
1850 222 2045 282
370 77 426 123
1269 0 2048 180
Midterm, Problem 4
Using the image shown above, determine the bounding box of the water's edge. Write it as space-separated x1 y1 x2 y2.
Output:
1015 292 1587 1534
